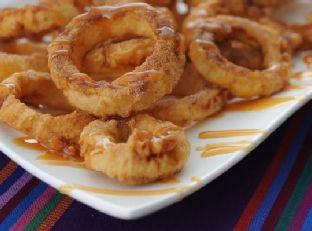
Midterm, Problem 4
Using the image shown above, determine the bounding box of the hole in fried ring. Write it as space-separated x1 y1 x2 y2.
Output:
0 0 80 39
83 37 155 81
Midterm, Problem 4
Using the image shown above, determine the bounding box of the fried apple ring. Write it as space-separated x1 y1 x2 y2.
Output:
0 53 48 81
189 15 291 98
0 0 80 39
48 3 185 118
148 63 227 126
0 39 48 55
80 114 190 185
0 71 94 156
0 39 49 81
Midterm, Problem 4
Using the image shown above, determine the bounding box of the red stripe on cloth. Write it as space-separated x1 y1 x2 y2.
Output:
233 112 305 231
262 128 312 230
37 196 74 231
0 178 40 223
0 161 17 184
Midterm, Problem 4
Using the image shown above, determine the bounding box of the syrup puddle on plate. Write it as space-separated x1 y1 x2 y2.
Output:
292 71 312 80
293 72 304 80
13 137 44 151
191 176 201 183
196 140 252 158
285 84 312 91
37 152 85 169
13 137 85 169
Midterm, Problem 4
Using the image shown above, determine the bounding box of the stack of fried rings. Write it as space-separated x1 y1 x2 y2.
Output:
0 0 309 184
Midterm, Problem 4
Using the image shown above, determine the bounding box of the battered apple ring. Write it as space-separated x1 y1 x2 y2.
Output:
0 71 94 156
0 53 49 81
48 3 185 118
0 0 80 39
189 15 291 98
0 39 49 81
0 39 48 55
80 114 190 185
148 63 228 126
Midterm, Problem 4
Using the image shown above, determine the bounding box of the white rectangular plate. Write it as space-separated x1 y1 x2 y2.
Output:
0 0 312 220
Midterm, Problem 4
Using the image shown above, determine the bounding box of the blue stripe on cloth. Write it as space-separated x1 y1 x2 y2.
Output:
0 183 48 230
301 207 312 231
0 167 24 193
0 172 32 209
0 153 10 171
248 107 312 231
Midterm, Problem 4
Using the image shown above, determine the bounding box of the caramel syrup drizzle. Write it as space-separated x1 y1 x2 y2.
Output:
196 140 252 158
199 129 265 139
59 184 189 197
13 137 85 168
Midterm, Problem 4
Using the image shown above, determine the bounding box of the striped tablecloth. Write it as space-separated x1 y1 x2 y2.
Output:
1 102 312 231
